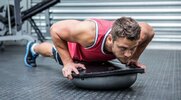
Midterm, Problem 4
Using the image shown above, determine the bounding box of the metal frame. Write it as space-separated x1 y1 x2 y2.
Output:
28 18 45 42
45 9 51 37
0 0 34 42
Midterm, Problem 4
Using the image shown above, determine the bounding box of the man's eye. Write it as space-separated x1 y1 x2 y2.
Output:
120 47 126 51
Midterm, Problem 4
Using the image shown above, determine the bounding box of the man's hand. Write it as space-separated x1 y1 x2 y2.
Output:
127 59 146 69
62 62 86 80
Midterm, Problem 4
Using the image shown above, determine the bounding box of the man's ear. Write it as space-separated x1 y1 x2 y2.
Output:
107 34 113 43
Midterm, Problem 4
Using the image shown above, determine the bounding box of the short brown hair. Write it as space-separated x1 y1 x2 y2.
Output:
111 17 141 41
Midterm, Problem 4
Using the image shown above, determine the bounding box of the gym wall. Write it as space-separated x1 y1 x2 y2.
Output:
30 0 181 43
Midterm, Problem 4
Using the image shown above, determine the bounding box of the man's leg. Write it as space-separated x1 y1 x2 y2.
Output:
34 42 54 58
24 41 62 67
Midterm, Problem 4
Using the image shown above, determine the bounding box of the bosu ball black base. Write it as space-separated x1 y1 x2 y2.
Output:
72 61 144 90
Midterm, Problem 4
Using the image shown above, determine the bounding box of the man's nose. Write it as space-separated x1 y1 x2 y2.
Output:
124 50 132 58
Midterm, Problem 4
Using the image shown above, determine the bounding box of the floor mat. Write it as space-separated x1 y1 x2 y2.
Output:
0 46 180 100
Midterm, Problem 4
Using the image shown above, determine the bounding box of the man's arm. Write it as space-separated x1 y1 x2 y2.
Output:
50 20 94 79
129 22 155 67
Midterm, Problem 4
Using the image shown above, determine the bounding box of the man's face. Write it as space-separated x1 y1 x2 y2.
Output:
111 37 138 64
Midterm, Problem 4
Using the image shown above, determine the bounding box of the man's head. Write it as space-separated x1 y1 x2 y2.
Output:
107 17 141 64
111 17 140 41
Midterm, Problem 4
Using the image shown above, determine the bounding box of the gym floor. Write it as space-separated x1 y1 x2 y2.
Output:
0 45 180 100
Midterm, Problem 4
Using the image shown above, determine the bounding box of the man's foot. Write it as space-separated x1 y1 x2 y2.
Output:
24 41 39 67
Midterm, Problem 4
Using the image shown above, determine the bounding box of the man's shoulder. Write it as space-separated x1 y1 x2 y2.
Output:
139 22 155 41
139 22 153 33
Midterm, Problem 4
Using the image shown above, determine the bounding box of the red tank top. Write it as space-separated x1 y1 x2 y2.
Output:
68 19 116 62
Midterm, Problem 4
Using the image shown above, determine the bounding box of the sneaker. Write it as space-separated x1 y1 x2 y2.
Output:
24 41 39 67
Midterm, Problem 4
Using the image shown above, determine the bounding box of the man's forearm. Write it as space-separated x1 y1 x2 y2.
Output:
50 26 73 65
131 33 154 61
56 42 73 65
131 46 145 61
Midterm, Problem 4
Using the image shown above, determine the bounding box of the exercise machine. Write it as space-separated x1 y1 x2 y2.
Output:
0 0 60 45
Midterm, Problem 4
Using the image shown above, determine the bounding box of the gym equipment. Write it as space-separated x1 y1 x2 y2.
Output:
72 62 144 90
0 0 60 43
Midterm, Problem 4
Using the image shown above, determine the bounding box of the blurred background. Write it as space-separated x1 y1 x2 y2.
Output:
0 1 181 100
0 0 180 49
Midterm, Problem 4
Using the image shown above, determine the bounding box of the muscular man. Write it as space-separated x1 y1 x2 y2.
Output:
24 17 154 80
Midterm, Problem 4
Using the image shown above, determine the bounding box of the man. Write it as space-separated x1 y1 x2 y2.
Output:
24 17 154 80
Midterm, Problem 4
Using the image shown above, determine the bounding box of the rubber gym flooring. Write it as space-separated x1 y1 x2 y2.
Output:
0 45 180 100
